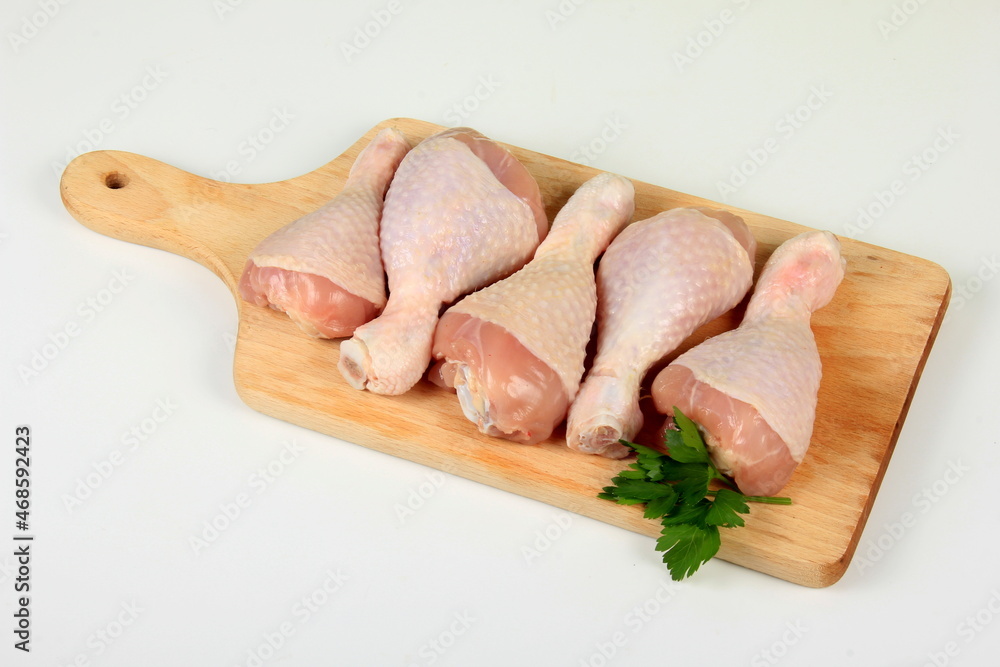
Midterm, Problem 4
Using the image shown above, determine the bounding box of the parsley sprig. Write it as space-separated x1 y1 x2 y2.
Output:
598 408 791 580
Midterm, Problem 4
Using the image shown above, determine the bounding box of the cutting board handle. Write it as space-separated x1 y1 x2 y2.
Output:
60 150 253 293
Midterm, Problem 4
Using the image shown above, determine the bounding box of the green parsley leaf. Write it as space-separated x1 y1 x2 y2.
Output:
673 462 712 503
628 442 665 460
660 498 711 526
656 523 721 581
705 487 750 528
642 489 678 520
606 478 676 502
664 408 711 464
629 442 669 481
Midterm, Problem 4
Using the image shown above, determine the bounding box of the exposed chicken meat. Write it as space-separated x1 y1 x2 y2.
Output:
428 313 568 443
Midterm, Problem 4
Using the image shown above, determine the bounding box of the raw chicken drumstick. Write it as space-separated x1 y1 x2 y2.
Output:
338 128 548 395
239 128 410 338
652 230 846 496
566 208 757 459
430 173 635 444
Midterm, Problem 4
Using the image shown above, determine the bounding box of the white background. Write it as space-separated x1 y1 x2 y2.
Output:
3 1 999 666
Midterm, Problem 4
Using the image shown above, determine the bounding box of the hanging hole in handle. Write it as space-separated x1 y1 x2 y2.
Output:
104 172 129 189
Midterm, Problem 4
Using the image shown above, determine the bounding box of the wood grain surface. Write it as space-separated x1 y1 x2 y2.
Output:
59 118 951 587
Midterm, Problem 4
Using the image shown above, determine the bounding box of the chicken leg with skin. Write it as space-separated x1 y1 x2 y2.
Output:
338 128 547 396
652 230 846 496
239 128 410 338
430 173 635 444
565 208 756 459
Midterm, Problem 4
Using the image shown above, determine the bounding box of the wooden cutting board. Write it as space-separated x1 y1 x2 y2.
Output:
60 117 951 587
